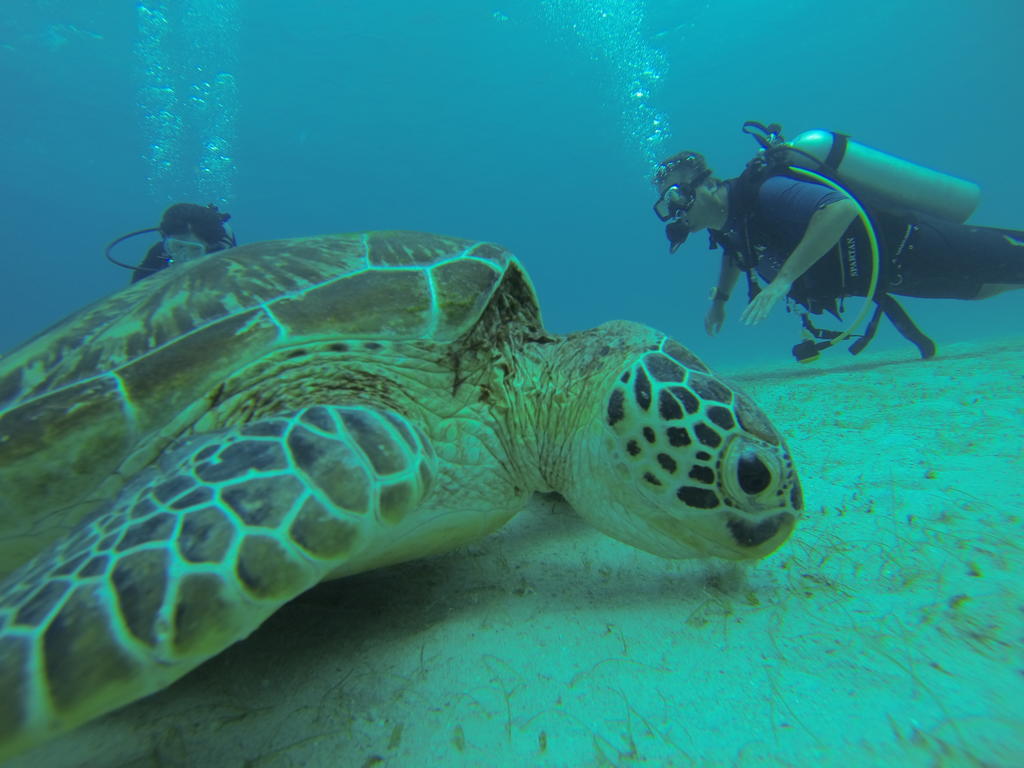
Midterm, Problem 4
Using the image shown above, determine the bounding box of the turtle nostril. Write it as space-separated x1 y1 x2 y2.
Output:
737 451 771 495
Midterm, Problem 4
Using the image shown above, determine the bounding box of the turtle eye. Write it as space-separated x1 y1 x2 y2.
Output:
721 437 783 506
737 450 771 495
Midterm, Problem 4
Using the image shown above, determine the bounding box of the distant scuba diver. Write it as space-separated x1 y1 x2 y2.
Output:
652 121 1024 361
106 203 237 283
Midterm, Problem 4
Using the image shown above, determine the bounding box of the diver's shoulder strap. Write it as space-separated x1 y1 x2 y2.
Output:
731 163 774 213
709 176 766 272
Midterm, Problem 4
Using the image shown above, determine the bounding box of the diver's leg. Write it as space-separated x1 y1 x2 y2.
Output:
973 283 1023 299
895 220 1024 299
970 226 1024 298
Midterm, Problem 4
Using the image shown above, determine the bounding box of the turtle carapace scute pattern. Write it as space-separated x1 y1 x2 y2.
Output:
0 231 801 759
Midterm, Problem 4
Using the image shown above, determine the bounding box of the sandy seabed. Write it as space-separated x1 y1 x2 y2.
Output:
7 337 1023 768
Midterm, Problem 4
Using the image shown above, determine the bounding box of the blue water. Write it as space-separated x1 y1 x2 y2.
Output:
0 4 1022 765
1 0 1021 369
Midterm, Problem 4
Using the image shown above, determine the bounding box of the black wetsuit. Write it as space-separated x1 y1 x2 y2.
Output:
131 242 173 284
878 214 1024 299
131 229 237 284
710 174 1024 357
716 174 1024 312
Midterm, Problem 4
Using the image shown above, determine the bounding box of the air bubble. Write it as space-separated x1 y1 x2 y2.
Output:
539 0 671 170
136 1 238 205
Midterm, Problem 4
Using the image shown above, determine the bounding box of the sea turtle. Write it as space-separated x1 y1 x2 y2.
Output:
0 231 802 759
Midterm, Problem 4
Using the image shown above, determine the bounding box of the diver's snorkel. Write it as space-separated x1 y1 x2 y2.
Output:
104 227 163 273
653 184 700 253
664 217 693 253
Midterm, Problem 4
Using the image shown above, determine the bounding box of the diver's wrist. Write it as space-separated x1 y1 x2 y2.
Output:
709 286 730 303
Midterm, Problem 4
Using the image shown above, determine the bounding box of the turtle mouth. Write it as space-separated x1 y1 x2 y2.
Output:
639 507 792 560
725 511 796 554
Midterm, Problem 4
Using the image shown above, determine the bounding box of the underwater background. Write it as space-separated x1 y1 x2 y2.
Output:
1 3 1023 767
1 0 1021 366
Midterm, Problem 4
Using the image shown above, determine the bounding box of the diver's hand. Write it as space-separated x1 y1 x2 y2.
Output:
704 302 726 336
741 279 791 326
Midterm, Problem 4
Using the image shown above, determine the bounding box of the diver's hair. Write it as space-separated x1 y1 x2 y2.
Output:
653 151 713 189
159 203 231 244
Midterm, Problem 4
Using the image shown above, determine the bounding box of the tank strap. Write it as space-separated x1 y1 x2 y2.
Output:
823 132 849 172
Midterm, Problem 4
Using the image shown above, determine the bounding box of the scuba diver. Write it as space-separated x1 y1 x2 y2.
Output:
106 202 237 283
652 122 1024 361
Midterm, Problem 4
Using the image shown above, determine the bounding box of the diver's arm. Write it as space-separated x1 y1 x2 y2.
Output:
713 251 742 300
741 199 859 325
775 199 859 286
705 252 741 336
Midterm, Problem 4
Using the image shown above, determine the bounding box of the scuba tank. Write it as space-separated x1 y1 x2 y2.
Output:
738 122 966 362
783 128 981 222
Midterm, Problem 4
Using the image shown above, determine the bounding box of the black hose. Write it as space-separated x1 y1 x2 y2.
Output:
104 227 160 271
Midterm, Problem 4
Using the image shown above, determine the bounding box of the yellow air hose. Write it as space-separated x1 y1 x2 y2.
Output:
784 165 881 361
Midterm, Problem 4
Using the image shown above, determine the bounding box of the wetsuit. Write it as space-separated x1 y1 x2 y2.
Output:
131 243 173 284
718 175 1024 313
131 228 237 284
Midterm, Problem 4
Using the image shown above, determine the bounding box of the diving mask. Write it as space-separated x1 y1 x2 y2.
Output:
652 184 698 222
163 236 207 263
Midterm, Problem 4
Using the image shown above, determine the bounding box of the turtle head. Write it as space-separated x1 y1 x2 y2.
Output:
570 329 801 561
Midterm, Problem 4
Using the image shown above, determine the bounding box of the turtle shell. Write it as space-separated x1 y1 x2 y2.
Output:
0 231 540 576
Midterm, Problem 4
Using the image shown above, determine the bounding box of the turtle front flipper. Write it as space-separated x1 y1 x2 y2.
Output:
0 404 436 761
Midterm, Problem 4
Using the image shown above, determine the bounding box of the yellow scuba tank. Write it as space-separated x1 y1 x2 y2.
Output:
784 129 980 222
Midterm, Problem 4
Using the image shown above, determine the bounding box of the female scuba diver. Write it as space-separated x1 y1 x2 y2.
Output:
106 203 237 284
